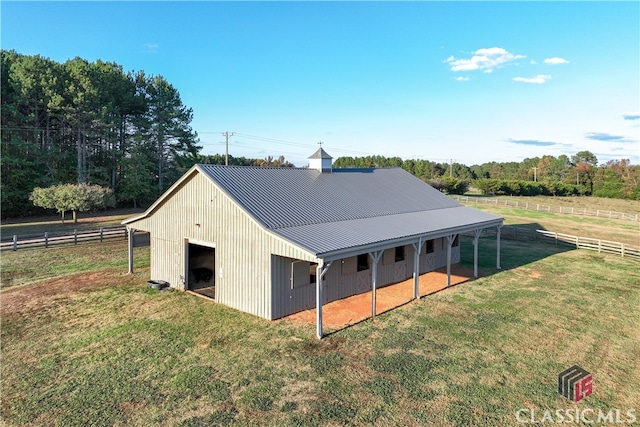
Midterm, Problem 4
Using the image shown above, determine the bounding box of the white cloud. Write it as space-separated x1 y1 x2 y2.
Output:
544 57 569 65
446 47 525 73
144 43 159 53
455 76 470 82
513 75 551 84
622 112 640 120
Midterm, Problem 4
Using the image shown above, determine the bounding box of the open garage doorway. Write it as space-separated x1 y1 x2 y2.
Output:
187 243 215 299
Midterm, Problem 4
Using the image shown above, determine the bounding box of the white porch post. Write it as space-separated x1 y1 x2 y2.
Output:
496 225 502 270
473 229 482 278
315 261 332 339
412 238 425 299
446 235 455 287
370 251 383 318
127 228 135 274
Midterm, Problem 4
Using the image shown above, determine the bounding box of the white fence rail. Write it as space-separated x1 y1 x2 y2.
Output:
535 230 640 259
0 225 127 251
452 195 639 222
470 225 639 260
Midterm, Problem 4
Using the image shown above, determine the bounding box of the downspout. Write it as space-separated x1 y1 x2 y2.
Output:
315 261 332 339
412 238 425 299
127 227 135 274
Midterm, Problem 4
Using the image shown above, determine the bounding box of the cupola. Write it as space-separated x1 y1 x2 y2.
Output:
308 147 333 173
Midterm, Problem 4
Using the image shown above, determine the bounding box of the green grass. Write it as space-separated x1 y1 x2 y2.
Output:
0 240 150 289
461 204 640 247
1 236 638 426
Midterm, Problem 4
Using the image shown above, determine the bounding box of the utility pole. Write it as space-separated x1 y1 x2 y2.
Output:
222 131 234 166
532 167 538 182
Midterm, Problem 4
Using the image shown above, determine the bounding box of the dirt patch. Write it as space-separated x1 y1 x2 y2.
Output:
284 265 473 331
1 270 140 315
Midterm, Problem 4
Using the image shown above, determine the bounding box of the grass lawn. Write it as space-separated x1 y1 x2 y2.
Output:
461 193 640 215
1 234 638 426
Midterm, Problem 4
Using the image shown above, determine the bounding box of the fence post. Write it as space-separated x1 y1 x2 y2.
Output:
74 229 78 245
598 240 602 253
555 232 558 246
45 232 49 249
621 244 625 258
13 235 17 251
575 236 579 249
100 227 104 242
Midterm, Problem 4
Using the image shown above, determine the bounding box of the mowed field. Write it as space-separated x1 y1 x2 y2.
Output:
1 199 639 426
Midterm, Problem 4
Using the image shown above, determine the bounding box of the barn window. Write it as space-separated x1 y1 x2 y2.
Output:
395 246 405 262
357 254 369 271
426 239 435 254
292 261 312 289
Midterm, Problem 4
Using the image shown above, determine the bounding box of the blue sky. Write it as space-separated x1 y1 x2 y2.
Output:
2 1 639 166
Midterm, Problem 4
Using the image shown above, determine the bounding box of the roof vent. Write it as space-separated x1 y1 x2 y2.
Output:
308 146 333 173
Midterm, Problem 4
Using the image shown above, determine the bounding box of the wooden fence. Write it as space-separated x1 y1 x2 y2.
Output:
452 195 639 222
535 230 640 259
0 225 127 251
472 225 639 260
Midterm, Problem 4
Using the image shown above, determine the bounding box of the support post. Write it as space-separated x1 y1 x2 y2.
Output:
45 232 48 249
412 238 425 299
496 225 502 270
127 228 135 274
74 229 78 245
100 227 104 242
446 235 455 287
12 235 17 251
370 251 383 318
473 229 482 278
315 261 332 339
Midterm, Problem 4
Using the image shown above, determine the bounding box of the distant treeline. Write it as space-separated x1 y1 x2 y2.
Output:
2 50 638 219
333 154 639 199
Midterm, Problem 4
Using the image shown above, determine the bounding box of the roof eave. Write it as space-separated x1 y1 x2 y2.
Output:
315 217 504 262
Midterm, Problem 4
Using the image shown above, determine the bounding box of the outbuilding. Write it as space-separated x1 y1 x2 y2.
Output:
123 149 504 338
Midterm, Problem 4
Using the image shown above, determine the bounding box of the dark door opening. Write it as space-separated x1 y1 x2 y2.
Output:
187 243 215 299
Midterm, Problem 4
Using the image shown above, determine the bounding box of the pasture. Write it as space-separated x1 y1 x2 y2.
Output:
1 201 638 426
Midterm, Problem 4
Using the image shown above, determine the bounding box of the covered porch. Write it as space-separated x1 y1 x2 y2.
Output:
285 264 474 332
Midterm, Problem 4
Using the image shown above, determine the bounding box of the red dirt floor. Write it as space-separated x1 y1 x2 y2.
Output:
285 264 474 331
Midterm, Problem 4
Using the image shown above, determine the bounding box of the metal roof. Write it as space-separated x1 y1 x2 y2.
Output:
198 165 503 257
308 147 333 159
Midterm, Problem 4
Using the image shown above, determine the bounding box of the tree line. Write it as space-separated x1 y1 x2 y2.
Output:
1 50 201 216
0 51 301 218
2 51 638 219
333 153 639 199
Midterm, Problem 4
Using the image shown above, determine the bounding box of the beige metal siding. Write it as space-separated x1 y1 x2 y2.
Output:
127 172 316 320
127 172 465 321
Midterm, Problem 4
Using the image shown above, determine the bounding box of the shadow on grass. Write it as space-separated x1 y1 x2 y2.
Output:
459 222 574 277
